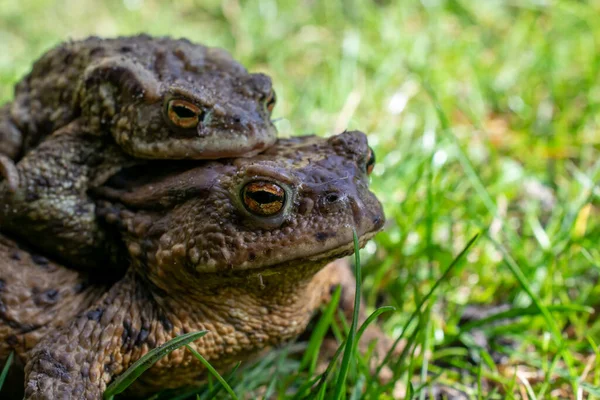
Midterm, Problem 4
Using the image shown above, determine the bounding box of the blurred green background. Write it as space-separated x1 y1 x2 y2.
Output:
2 0 600 398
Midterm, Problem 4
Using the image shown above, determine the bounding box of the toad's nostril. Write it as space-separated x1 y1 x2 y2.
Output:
325 193 340 204
372 214 383 228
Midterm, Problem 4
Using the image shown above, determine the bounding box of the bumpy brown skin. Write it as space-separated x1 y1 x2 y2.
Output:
0 120 133 273
16 131 385 399
1 34 276 162
0 235 106 360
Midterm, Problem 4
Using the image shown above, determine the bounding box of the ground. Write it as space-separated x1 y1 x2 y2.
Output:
1 0 599 399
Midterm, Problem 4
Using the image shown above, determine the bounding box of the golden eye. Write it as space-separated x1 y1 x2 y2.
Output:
366 146 376 175
265 90 276 114
167 99 201 129
242 181 285 216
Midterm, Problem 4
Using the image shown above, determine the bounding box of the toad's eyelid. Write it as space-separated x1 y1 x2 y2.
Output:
242 166 295 186
166 87 206 105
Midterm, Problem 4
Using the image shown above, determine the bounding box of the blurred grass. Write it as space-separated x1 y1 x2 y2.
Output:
2 0 600 398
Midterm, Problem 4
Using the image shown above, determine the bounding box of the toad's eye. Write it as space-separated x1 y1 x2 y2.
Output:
242 181 285 216
265 90 276 114
366 146 376 175
167 99 201 129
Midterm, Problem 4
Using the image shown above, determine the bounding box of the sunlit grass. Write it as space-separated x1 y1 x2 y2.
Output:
2 0 600 398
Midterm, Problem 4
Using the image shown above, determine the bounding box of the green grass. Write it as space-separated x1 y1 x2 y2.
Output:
2 0 600 398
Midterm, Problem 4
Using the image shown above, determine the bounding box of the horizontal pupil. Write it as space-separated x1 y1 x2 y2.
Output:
173 105 196 119
248 190 282 204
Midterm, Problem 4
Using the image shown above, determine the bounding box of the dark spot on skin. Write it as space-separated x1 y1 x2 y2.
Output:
31 254 49 266
122 320 138 350
122 321 131 343
9 251 21 261
315 231 336 242
136 328 150 346
44 289 59 302
33 288 60 306
86 308 104 321
120 46 132 53
248 252 256 262
0 279 4 291
160 314 173 331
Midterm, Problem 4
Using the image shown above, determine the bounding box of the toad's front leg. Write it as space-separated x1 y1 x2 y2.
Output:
0 104 23 190
0 120 133 272
23 272 149 400
0 104 23 162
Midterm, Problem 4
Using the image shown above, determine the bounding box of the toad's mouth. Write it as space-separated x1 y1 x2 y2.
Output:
301 230 378 265
193 226 381 275
123 123 277 160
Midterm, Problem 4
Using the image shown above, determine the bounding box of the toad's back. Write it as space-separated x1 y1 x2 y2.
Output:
17 35 247 107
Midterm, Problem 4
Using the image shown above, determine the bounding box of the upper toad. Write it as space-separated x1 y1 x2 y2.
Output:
0 35 277 162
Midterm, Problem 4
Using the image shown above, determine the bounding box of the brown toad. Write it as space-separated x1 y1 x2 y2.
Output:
0 35 276 164
0 130 384 399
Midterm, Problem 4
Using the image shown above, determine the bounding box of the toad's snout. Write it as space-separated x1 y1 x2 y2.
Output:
317 189 384 235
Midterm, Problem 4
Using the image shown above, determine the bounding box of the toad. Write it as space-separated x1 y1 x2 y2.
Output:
1 35 276 165
0 130 384 399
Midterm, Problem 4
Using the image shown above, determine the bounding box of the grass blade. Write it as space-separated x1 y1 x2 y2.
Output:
457 304 593 336
0 352 13 390
332 229 362 400
186 345 239 400
356 306 395 343
103 330 207 399
198 362 241 400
